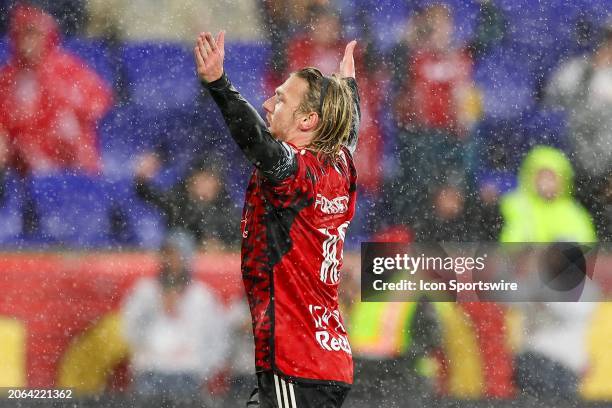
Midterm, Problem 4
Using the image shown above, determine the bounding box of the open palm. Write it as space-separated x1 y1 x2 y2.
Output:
194 31 225 83
339 40 357 79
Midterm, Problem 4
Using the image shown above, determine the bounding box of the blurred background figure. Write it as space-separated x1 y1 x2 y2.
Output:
499 146 596 243
545 20 612 239
133 153 239 250
392 4 477 137
411 171 470 242
0 0 87 37
346 297 440 407
121 230 231 399
387 2 488 233
0 3 112 175
222 298 257 408
499 145 597 399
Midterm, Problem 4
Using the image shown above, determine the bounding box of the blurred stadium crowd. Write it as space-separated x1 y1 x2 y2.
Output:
1 0 612 406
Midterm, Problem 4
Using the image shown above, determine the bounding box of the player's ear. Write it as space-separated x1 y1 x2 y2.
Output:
298 111 319 132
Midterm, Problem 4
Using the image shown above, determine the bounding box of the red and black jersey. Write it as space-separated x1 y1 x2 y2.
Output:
205 73 360 386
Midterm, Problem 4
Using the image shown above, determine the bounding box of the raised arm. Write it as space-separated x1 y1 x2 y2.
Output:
194 31 295 182
339 41 361 154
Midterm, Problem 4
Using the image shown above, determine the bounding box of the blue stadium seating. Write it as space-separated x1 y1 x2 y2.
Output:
223 42 270 111
63 37 116 86
106 179 166 249
98 103 157 180
344 192 381 250
122 42 200 116
29 172 112 248
0 171 23 245
474 46 536 119
0 36 8 65
520 108 569 151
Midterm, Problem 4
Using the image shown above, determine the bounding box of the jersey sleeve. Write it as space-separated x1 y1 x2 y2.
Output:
261 148 315 200
204 73 297 182
343 77 361 155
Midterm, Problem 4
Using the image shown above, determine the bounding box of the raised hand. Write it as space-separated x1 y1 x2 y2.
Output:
194 31 225 83
339 40 357 79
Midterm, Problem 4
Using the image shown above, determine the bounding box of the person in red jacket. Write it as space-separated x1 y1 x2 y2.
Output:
0 4 112 175
195 31 360 407
392 3 473 136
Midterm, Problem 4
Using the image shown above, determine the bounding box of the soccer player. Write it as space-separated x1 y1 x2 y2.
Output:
194 31 360 408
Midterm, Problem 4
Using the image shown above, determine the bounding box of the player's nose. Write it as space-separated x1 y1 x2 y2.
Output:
263 96 274 113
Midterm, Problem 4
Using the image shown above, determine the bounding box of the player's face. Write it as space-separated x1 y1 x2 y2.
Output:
262 74 309 142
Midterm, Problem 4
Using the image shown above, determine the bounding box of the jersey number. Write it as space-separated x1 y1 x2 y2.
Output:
318 222 349 284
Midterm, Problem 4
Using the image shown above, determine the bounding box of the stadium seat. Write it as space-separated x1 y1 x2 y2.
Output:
223 42 270 110
520 108 568 151
106 179 166 249
98 104 157 180
0 36 8 66
581 0 611 25
63 38 116 87
474 46 536 119
121 42 199 116
0 171 23 245
344 192 379 250
496 0 576 46
339 0 413 52
29 172 112 248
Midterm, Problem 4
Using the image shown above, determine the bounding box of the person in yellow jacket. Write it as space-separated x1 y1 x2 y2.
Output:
499 145 597 243
347 296 439 407
500 145 597 399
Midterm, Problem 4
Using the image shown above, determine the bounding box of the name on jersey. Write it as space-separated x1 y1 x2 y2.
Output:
315 194 349 214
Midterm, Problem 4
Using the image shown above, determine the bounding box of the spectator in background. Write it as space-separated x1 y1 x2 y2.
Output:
223 298 257 408
499 146 597 399
408 168 502 242
134 153 239 250
86 0 263 43
466 181 504 241
412 172 470 242
388 3 481 229
0 4 112 175
0 1 87 36
285 5 385 196
545 20 612 238
260 0 332 87
391 3 481 136
121 230 231 399
499 146 596 243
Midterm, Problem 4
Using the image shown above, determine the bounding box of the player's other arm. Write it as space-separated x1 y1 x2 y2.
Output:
194 31 296 182
339 41 361 155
